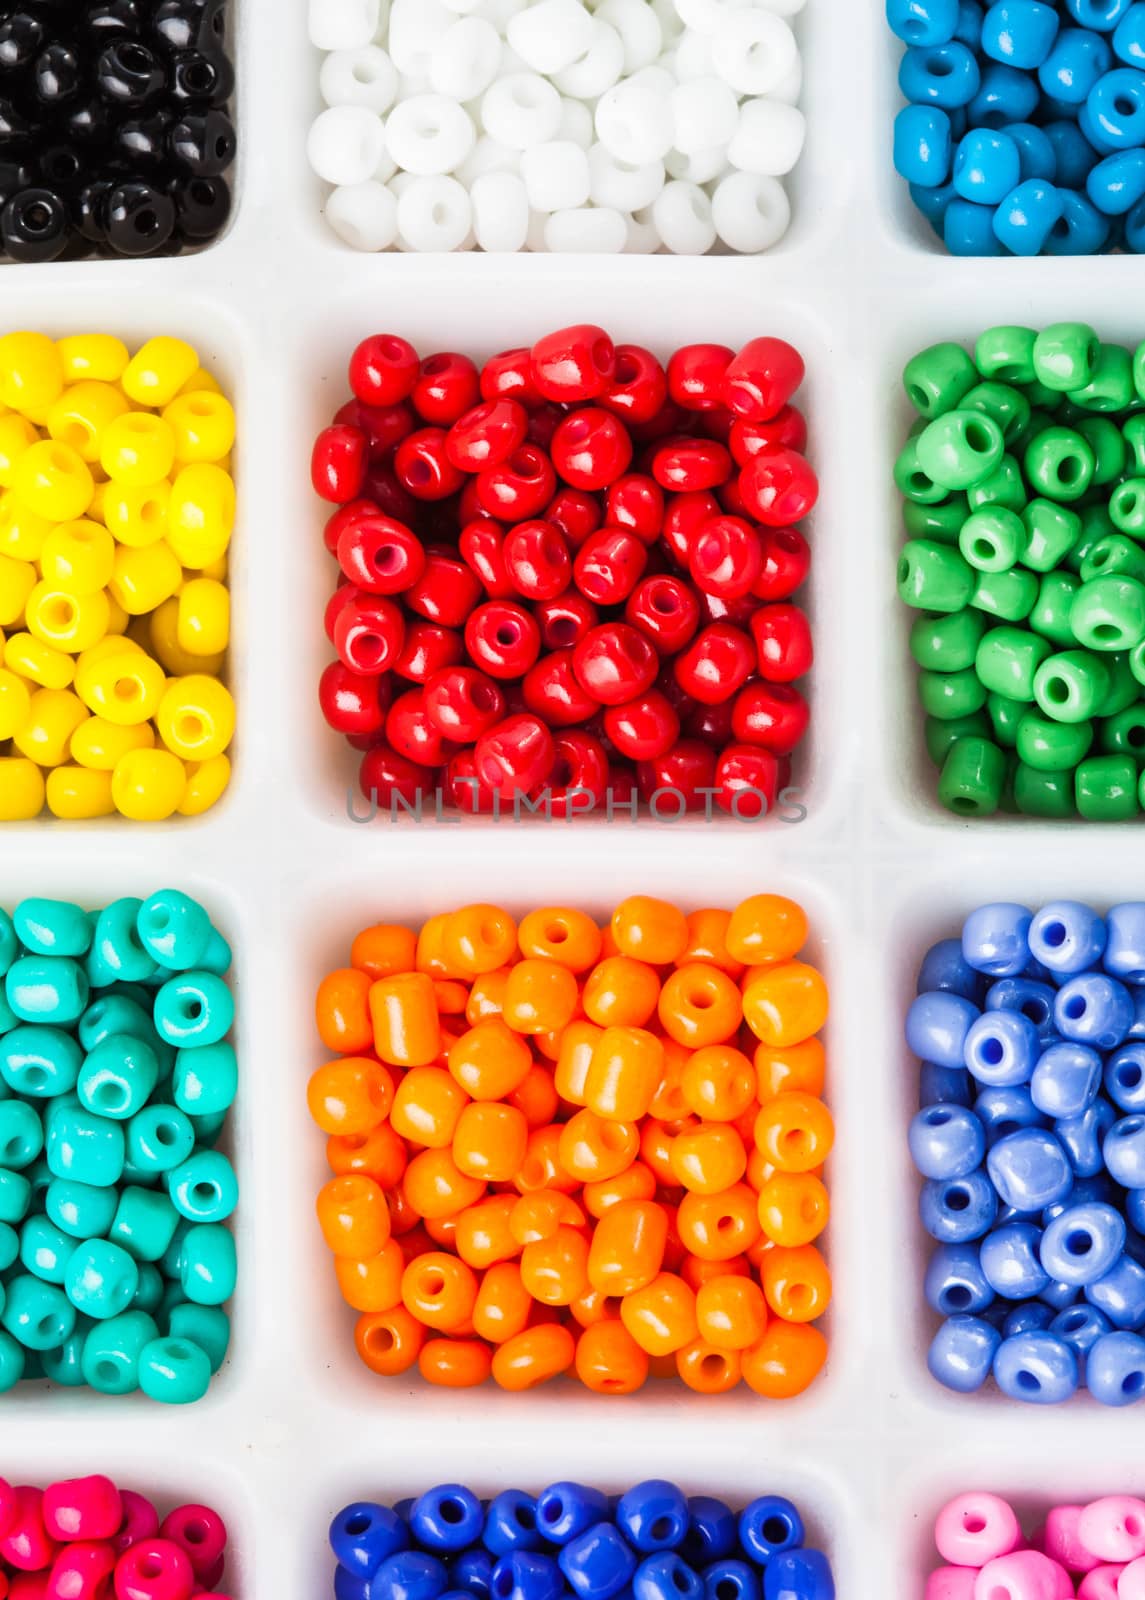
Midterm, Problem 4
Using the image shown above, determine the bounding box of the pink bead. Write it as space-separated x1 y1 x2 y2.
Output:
0 1479 17 1540
158 1511 226 1585
1 1490 59 1574
10 1575 50 1600
1078 1566 1124 1600
1044 1507 1103 1575
112 1498 159 1559
974 1551 1063 1600
937 1495 1024 1567
43 1480 123 1544
1079 1501 1145 1564
1120 1558 1145 1600
114 1541 194 1600
927 1568 977 1600
46 1542 116 1600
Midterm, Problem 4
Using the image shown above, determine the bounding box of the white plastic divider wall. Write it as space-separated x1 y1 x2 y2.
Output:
3 0 1142 1597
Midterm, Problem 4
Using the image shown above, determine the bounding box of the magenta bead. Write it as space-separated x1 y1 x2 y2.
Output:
927 1568 977 1600
973 1551 1063 1600
1077 1566 1124 1600
43 1481 123 1545
1043 1507 1102 1575
1 1478 17 1540
157 1512 225 1585
2 1490 59 1574
46 1541 117 1600
937 1495 1023 1567
1078 1499 1145 1564
113 1540 194 1600
112 1498 160 1559
11 1574 51 1600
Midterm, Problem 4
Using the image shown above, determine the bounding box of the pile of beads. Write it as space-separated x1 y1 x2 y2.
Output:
909 899 1145 1407
307 0 805 254
0 331 236 822
926 1491 1145 1600
0 890 237 1401
0 1476 233 1600
0 1 236 262
314 325 816 819
890 0 1145 256
310 894 831 1395
895 322 1145 820
330 1483 833 1600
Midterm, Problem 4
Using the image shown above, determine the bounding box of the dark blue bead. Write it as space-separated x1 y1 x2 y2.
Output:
453 1553 495 1599
1044 188 1112 252
909 1104 986 1178
962 904 1033 976
411 1489 484 1554
484 1494 541 1556
492 1552 563 1600
1039 1201 1126 1284
1051 1302 1111 1361
1104 1114 1145 1186
1039 26 1113 101
945 197 1006 252
975 1085 1048 1146
1085 1328 1145 1403
535 1485 609 1548
964 1009 1040 1086
967 62 1041 125
895 105 954 186
986 978 1057 1041
681 1500 737 1566
917 938 983 1000
887 0 960 44
987 1127 1073 1209
1083 66 1145 150
981 2 1060 68
1030 1042 1102 1118
927 1312 1001 1390
919 1061 973 1108
762 1551 833 1600
900 42 982 106
1105 904 1145 982
992 1329 1080 1402
925 1241 995 1315
702 1563 759 1600
1055 974 1134 1048
920 1171 998 1242
956 0 985 45
616 1484 688 1555
337 1568 371 1600
633 1556 703 1600
1003 121 1057 179
372 1553 450 1600
979 1220 1049 1297
1004 1301 1054 1336
1044 1171 1116 1223
1129 988 1145 1040
1086 1251 1145 1326
395 1502 416 1524
1067 0 1134 27
330 1504 409 1579
738 1499 804 1566
1028 902 1107 974
560 1524 638 1600
906 992 981 1070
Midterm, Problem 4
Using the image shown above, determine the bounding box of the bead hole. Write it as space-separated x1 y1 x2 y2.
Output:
1064 996 1086 1019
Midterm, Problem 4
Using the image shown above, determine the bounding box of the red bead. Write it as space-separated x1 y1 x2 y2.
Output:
713 743 781 817
551 407 633 491
572 621 658 706
667 343 734 411
386 688 451 766
349 334 420 406
636 739 716 812
394 429 466 501
459 518 515 598
445 749 499 813
502 520 572 601
319 660 390 736
530 324 616 403
412 352 481 425
662 490 721 568
722 338 805 422
474 713 555 799
323 498 374 556
673 623 755 705
687 515 763 601
522 649 597 726
600 344 667 424
362 461 419 526
337 515 426 595
738 448 818 527
534 590 599 650
606 474 664 542
731 681 809 755
695 407 735 443
730 407 807 465
682 695 735 747
697 589 758 628
394 620 464 683
336 399 416 459
311 423 367 504
404 550 482 627
630 398 686 444
475 444 557 522
750 601 813 683
548 730 609 814
360 741 435 808
424 666 504 741
603 689 679 760
464 600 542 679
324 581 356 644
480 347 541 407
544 488 602 548
333 593 405 676
754 526 811 600
445 399 529 471
625 574 700 655
652 437 732 493
573 527 648 606
47 1544 114 1600
715 474 751 520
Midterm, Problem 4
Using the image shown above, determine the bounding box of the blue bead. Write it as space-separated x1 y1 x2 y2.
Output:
1068 0 1134 26
1128 1187 1145 1233
701 1563 759 1600
887 0 960 44
682 1503 735 1569
1004 1301 1055 1335
535 1486 609 1548
1086 1328 1145 1403
1114 1 1145 63
906 992 981 1070
993 1329 1079 1402
985 982 1057 1047
945 196 1005 255
1038 1276 1080 1311
411 1487 484 1553
336 1567 369 1600
617 1484 688 1554
1045 1172 1115 1221
1104 1113 1145 1185
1105 904 1145 982
963 904 1033 976
964 1009 1040 1086
1082 67 1145 149
1130 988 1145 1039
493 1551 563 1600
1107 1048 1145 1108
1055 974 1134 1048
560 1524 638 1600
981 1 1060 68
1086 1251 1145 1326
1089 147 1145 216
1048 188 1112 256
1030 1043 1102 1118
393 1499 416 1523
1057 1097 1116 1177
975 1085 1047 1146
980 1220 1050 1296
1003 122 1058 180
895 106 954 186
1039 1201 1126 1283
988 1127 1074 1209
1028 901 1108 973
484 1495 542 1556
373 1553 449 1600
1051 1302 1111 1361
738 1499 803 1566
453 1553 495 1599
900 42 982 105
1043 120 1100 186
762 1551 833 1600
910 179 958 233
919 1061 973 1107
1040 26 1114 101
925 1241 995 1314
918 938 983 999
956 0 985 44
920 1171 998 1241
968 62 1041 124
909 1104 986 1178
633 1556 702 1600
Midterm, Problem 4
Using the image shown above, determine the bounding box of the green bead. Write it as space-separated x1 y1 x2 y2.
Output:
966 454 1027 512
1097 652 1139 717
168 1302 229 1374
0 1221 17 1272
200 929 231 978
1 1272 75 1349
904 495 969 543
0 1025 81 1099
136 891 213 972
5 956 89 1026
0 1167 31 1222
971 567 1038 621
77 1033 159 1121
916 409 1005 491
937 735 1006 816
20 1215 76 1284
910 609 985 671
1033 322 1102 392
1124 414 1145 475
138 1333 211 1404
975 625 1051 701
959 508 1023 572
1020 500 1081 573
987 692 1024 747
87 899 157 989
975 326 1038 384
1033 649 1112 722
126 1104 195 1174
897 540 976 612
0 1330 24 1391
64 1237 139 1320
1014 763 1076 816
45 1177 118 1240
1067 510 1116 576
80 1309 157 1394
173 1042 237 1118
1102 704 1145 756
1133 339 1145 402
0 912 16 979
13 900 92 958
1067 342 1135 413
1015 712 1093 771
168 1150 237 1224
918 667 987 720
903 342 979 418
46 1104 125 1188
179 1223 235 1306
1023 427 1095 503
152 972 233 1048
1076 754 1140 820
1109 478 1145 537
894 438 946 504
1076 417 1126 485
0 1101 43 1169
1082 535 1145 585
924 711 991 766
1070 576 1145 652
1131 637 1145 687
110 1185 181 1262
962 382 1031 446
78 995 152 1052
41 1328 89 1387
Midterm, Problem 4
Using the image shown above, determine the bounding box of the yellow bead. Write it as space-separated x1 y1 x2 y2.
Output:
76 644 165 725
0 757 45 820
0 413 39 487
0 553 36 625
121 338 199 408
76 634 143 676
47 381 130 464
109 541 181 615
199 554 227 582
105 596 129 635
71 714 154 769
176 368 222 398
46 764 115 819
176 576 229 655
147 597 225 677
0 491 50 561
11 440 94 522
25 584 110 654
101 480 170 548
39 521 115 594
161 391 236 464
112 747 186 820
156 673 234 761
5 632 74 691
56 335 130 385
0 333 64 415
0 666 32 738
99 412 176 487
166 464 234 568
12 686 87 766
177 752 230 816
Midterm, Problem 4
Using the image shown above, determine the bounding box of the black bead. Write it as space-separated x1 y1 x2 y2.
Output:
96 39 165 107
62 96 114 146
0 158 36 205
168 47 232 107
70 176 113 242
169 107 234 175
169 172 229 237
33 43 82 107
152 0 226 53
83 0 149 41
36 142 85 189
113 108 169 168
0 11 47 72
1 185 70 261
104 177 175 255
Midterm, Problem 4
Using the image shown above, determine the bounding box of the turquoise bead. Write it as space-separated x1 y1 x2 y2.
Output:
173 1042 237 1117
0 1222 17 1272
20 1215 76 1284
5 956 89 1026
188 1109 227 1149
132 1262 164 1313
0 911 16 978
80 1309 157 1394
161 1219 191 1278
0 1100 43 1169
1 1273 76 1349
0 1330 25 1391
110 1185 181 1262
78 995 152 1052
46 1177 119 1240
0 991 15 1038
153 972 234 1048
126 1104 195 1174
87 899 157 988
138 1333 211 1404
168 1302 230 1374
0 1025 81 1098
179 1223 236 1306
77 1034 159 1121
168 1151 237 1224
158 1277 186 1323
64 1238 139 1320
41 1327 89 1387
0 1167 31 1221
200 929 232 977
137 891 212 971
46 1105 125 1188
13 899 92 959
26 1157 51 1210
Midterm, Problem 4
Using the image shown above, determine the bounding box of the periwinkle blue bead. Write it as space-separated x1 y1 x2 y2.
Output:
632 1557 701 1600
1085 1251 1145 1325
901 41 983 105
920 1061 973 1106
1005 122 1058 179
1114 1 1145 63
454 1553 495 1598
1038 1276 1080 1311
1005 1301 1055 1335
909 1104 986 1178
954 128 1022 201
681 1503 736 1567
981 2 1060 68
920 1171 998 1241
925 1240 996 1313
410 1487 485 1554
1055 973 1134 1048
333 1510 408 1579
906 992 980 1069
975 1085 1047 1145
373 1552 449 1600
13 899 91 958
963 903 1033 975
1029 901 1107 974
701 1562 758 1600
918 938 983 999
888 0 961 44
1104 904 1145 981
484 1494 542 1556
1104 1113 1145 1185
0 1024 81 1098
964 1009 1040 1086
1039 1200 1126 1283
762 1552 833 1600
1088 147 1145 212
617 1484 688 1554
1040 26 1114 101
980 1220 1050 1296
560 1523 638 1600
944 197 1006 252
1057 1097 1116 1177
1117 1049 1145 1112
1083 66 1145 148
493 1551 563 1600
1086 1328 1145 1403
988 1127 1074 1208
993 1329 1079 1401
895 106 954 186
1051 1302 1111 1360
986 979 1058 1043
1030 1042 1102 1117
535 1486 609 1548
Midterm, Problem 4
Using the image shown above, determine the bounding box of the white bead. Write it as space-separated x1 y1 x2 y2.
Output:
757 0 805 14
769 54 803 104
670 75 737 153
310 0 379 50
627 62 676 96
623 209 662 252
307 105 387 185
496 42 531 75
471 170 530 249
429 16 502 98
385 94 475 174
672 0 750 36
456 134 520 184
587 142 664 210
672 26 714 79
325 179 399 249
728 96 804 175
480 72 562 148
396 173 473 248
442 0 485 11
507 0 596 74
544 205 627 251
650 0 685 41
525 208 551 250
711 169 789 251
711 11 797 96
520 139 591 209
593 0 662 71
320 46 399 113
595 75 674 164
651 178 716 252
387 0 453 73
552 20 624 97
397 71 432 98
476 0 529 24
557 96 595 148
663 141 726 182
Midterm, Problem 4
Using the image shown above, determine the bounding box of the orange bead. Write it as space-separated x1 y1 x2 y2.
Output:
416 913 454 976
558 1108 639 1183
639 1118 686 1185
761 1244 830 1323
452 1100 529 1182
334 1238 404 1312
610 895 688 965
510 1190 585 1245
753 1092 834 1173
582 956 660 1027
658 963 742 1048
401 1251 479 1331
307 1057 394 1135
584 1026 663 1120
742 961 828 1048
678 909 744 977
369 972 442 1066
515 1126 578 1194
695 1275 768 1350
454 1194 520 1269
726 895 808 965
741 1319 827 1397
587 1198 667 1296
388 1189 423 1239
433 979 470 1015
424 1212 461 1249
619 1270 698 1356
402 1147 485 1219
441 904 518 976
316 968 373 1053
583 1160 657 1218
390 1065 468 1148
681 1045 757 1121
419 1337 493 1388
317 1174 391 1258
502 959 579 1035
554 1019 602 1105
575 1318 649 1394
473 1262 532 1343
754 1037 826 1100
351 922 418 978
745 1232 773 1270
508 1063 560 1127
326 1122 408 1189
757 1172 828 1247
675 1338 741 1394
521 1224 590 1305
648 1353 678 1380
569 1284 622 1328
676 1184 761 1261
517 907 602 972
680 1252 750 1291
355 1306 425 1375
669 1122 747 1194
490 1323 575 1390
532 1027 566 1064
466 967 510 1023
745 1146 773 1192
448 1018 533 1100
